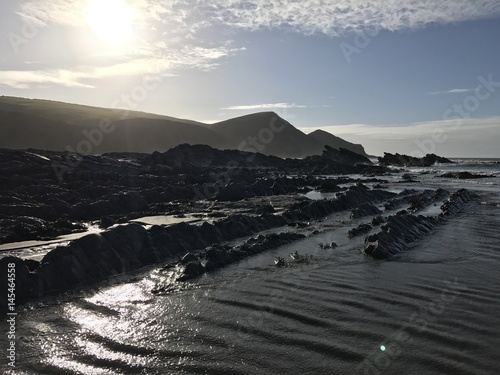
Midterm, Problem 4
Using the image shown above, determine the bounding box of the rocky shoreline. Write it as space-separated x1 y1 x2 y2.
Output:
0 145 477 310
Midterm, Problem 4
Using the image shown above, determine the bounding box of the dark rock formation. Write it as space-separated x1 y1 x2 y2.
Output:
407 188 449 212
175 232 306 282
372 216 386 226
319 146 372 165
0 216 86 243
364 215 439 259
364 189 474 259
307 129 369 157
348 224 372 238
438 172 493 179
440 189 474 215
284 186 395 223
0 211 290 309
378 153 453 167
0 144 389 245
351 204 382 219
384 189 449 213
299 146 374 175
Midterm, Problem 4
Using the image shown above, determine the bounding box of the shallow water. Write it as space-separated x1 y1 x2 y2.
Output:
2 160 500 374
0 224 102 261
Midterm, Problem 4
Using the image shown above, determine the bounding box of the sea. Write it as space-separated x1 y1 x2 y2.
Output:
1 158 499 375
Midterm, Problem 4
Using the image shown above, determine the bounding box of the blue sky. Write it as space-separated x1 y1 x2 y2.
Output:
1 0 500 157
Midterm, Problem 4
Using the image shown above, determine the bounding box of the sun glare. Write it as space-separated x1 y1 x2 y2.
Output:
85 0 134 45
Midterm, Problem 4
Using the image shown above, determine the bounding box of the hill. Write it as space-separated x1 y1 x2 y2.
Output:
209 112 323 158
0 96 368 158
307 129 368 157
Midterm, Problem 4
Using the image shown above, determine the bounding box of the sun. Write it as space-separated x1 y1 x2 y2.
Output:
85 0 134 45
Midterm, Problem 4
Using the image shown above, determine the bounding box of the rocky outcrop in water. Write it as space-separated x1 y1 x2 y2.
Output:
363 215 439 259
0 212 290 309
384 189 449 212
364 189 474 259
441 189 474 215
174 232 306 283
378 153 453 167
348 224 373 238
0 177 404 309
438 172 493 179
351 204 382 219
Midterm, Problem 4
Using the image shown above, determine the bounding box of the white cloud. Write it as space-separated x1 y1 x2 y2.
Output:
428 88 474 95
20 0 500 37
11 0 500 90
222 103 307 110
162 0 500 36
302 117 500 158
0 43 241 88
0 69 93 88
211 0 500 35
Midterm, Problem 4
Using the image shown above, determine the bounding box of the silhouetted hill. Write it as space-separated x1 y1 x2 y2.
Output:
209 112 322 158
0 110 233 153
307 129 368 157
0 96 204 126
0 96 369 158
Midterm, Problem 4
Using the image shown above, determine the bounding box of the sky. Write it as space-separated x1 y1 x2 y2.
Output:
1 0 500 157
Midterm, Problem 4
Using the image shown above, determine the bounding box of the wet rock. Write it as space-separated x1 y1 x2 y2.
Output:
289 251 314 263
441 189 474 215
99 216 116 229
177 260 205 281
384 189 449 213
0 216 86 244
319 242 337 249
24 259 40 272
364 189 473 259
180 253 198 265
174 232 306 281
438 172 492 179
255 204 275 215
348 224 372 238
284 187 395 223
0 256 41 310
364 214 438 259
379 153 453 167
215 182 250 201
203 246 235 271
372 216 386 226
318 180 341 193
408 188 449 212
274 257 286 267
319 146 373 165
351 204 382 219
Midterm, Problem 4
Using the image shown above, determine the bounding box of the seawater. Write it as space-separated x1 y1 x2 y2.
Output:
1 159 499 375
